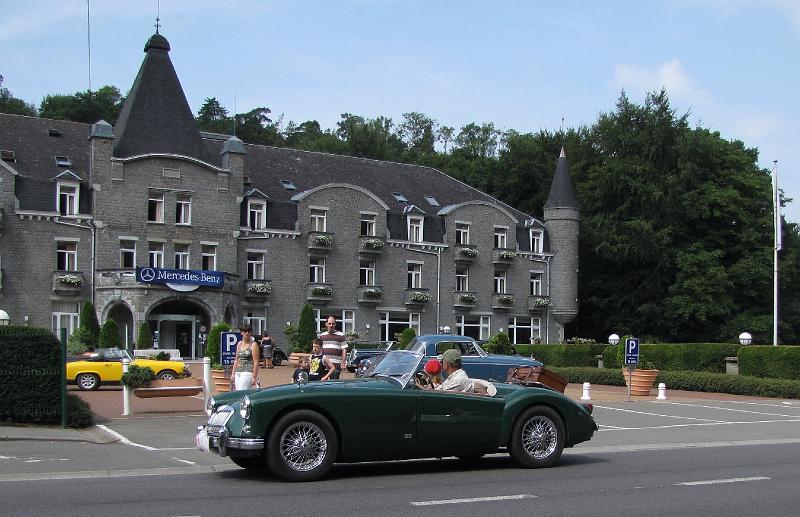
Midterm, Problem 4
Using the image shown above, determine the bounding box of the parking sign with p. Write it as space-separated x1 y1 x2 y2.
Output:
625 338 640 366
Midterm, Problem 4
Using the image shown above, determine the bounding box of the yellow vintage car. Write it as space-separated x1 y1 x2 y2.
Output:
66 348 189 390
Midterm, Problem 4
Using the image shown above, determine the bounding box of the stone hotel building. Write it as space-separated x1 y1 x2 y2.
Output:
0 32 579 358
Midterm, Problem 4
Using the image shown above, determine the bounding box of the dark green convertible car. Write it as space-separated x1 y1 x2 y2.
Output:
196 350 597 482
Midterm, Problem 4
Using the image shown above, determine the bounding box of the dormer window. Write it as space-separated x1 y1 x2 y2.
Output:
407 216 424 243
424 195 440 207
55 156 72 167
48 128 63 137
392 192 408 203
57 183 79 216
248 200 267 230
0 150 16 163
280 179 297 190
530 229 543 254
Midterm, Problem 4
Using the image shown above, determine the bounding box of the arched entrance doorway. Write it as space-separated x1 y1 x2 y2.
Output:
107 302 134 349
147 298 210 359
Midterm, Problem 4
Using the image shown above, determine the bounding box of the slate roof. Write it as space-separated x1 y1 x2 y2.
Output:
112 33 212 164
0 114 92 212
544 147 578 209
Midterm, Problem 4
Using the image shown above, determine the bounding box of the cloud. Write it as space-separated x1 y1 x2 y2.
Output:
730 112 783 141
613 59 713 109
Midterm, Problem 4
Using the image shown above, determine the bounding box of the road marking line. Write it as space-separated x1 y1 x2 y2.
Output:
657 401 800 418
597 418 800 431
96 425 158 451
593 406 724 422
411 494 536 506
173 458 196 465
676 476 770 486
569 437 800 454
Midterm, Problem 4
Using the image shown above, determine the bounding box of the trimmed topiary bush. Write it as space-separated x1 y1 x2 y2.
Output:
399 327 416 349
484 332 512 355
80 301 100 344
297 304 318 353
136 322 153 349
98 319 121 348
738 345 800 380
206 322 231 369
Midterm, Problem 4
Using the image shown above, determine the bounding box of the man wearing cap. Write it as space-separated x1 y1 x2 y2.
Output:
435 348 474 392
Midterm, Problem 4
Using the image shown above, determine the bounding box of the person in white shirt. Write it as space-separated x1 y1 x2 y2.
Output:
435 349 474 392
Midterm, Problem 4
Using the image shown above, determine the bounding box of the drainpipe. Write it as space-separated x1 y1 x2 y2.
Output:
408 246 442 332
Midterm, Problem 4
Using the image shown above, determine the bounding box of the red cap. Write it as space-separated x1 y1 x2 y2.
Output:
424 359 441 375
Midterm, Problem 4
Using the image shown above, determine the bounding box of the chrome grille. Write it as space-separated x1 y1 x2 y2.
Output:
208 405 234 427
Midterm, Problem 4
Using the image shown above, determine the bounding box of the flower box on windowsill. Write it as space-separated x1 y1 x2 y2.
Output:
454 291 477 308
455 245 479 263
492 249 516 269
357 285 384 304
307 283 333 303
245 280 272 300
405 289 431 306
52 272 84 295
492 293 515 310
308 232 335 254
358 236 386 256
528 296 551 311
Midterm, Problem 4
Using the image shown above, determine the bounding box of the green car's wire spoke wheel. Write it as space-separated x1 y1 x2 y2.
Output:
266 410 337 481
521 416 558 459
280 421 327 471
509 406 565 468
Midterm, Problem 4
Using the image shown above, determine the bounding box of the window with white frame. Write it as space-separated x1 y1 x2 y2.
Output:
360 213 376 236
360 260 376 286
408 216 424 243
341 310 355 334
243 311 267 336
456 265 469 292
407 262 423 289
57 183 78 216
148 242 164 268
174 243 190 269
530 229 543 254
52 302 80 340
248 200 266 230
201 244 217 271
247 252 266 280
56 241 78 271
530 272 542 296
456 315 491 340
314 310 355 334
494 226 508 248
379 312 421 341
120 240 136 268
494 270 507 294
148 192 164 223
508 316 540 344
455 222 470 245
310 257 326 283
176 194 192 225
314 309 325 333
310 208 327 232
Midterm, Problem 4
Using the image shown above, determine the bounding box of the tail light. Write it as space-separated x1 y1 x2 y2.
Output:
581 403 593 414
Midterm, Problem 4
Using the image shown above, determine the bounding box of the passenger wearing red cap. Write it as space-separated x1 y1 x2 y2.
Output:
423 358 442 386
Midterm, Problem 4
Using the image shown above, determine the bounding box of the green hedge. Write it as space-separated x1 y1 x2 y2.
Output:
0 325 94 427
515 344 607 367
549 367 800 399
601 343 739 372
738 346 800 380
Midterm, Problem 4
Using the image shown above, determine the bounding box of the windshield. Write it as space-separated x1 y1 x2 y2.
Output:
405 337 425 355
365 350 423 387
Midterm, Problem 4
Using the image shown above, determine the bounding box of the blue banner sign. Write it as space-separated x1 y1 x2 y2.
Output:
136 267 224 288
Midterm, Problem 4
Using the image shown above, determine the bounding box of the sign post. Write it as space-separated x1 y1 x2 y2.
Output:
220 331 241 368
624 337 640 402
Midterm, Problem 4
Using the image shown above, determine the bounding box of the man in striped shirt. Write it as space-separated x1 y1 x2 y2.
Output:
319 315 348 379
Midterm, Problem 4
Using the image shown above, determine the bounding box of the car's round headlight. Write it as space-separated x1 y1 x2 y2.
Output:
239 395 252 420
206 396 216 416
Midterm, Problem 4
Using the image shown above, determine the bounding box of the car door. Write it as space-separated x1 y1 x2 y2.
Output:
417 389 504 457
100 349 124 381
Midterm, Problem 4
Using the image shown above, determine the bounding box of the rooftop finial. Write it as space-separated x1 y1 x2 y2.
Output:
155 0 161 34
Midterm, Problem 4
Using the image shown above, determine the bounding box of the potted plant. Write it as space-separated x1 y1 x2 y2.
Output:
619 346 660 396
123 364 202 398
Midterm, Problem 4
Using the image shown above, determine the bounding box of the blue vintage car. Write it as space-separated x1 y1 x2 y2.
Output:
198 349 596 481
354 334 542 381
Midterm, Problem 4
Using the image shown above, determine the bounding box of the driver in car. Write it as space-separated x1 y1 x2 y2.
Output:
417 349 474 392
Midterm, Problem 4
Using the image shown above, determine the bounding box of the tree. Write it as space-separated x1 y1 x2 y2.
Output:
297 304 318 353
336 113 406 161
399 112 437 156
398 327 416 348
438 126 455 153
98 319 121 348
235 107 283 146
454 122 498 158
196 97 231 134
79 302 100 346
39 85 124 124
136 322 153 349
205 322 231 368
0 75 36 116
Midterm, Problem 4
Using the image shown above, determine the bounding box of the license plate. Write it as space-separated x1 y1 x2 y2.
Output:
196 428 209 452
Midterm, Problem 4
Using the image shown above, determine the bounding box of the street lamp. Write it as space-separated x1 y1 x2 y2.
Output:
0 309 9 326
738 332 753 346
441 326 451 334
608 333 620 346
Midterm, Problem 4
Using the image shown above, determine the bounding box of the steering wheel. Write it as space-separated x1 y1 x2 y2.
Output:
415 371 434 389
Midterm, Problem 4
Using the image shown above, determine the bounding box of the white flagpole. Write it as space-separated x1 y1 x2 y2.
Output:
772 161 780 347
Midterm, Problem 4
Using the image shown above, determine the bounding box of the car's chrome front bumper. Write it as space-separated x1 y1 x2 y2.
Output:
196 425 264 457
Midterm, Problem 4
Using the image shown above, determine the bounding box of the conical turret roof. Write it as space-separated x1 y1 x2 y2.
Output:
112 33 211 163
544 147 578 209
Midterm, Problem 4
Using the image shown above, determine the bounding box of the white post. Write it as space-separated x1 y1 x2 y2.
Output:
657 382 667 400
580 382 591 401
772 160 781 347
203 356 212 406
122 357 130 416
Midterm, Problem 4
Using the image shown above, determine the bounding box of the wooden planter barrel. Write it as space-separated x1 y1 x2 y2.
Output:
133 378 203 398
622 368 660 396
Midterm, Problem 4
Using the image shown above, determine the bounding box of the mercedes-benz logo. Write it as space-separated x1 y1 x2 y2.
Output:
140 268 156 282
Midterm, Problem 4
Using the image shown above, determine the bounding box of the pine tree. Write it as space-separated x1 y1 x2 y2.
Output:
99 319 121 348
79 302 100 345
297 304 317 353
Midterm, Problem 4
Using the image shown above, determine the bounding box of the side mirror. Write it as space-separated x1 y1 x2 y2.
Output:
295 371 309 385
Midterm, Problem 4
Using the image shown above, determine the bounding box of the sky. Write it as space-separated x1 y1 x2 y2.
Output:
2 0 798 223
